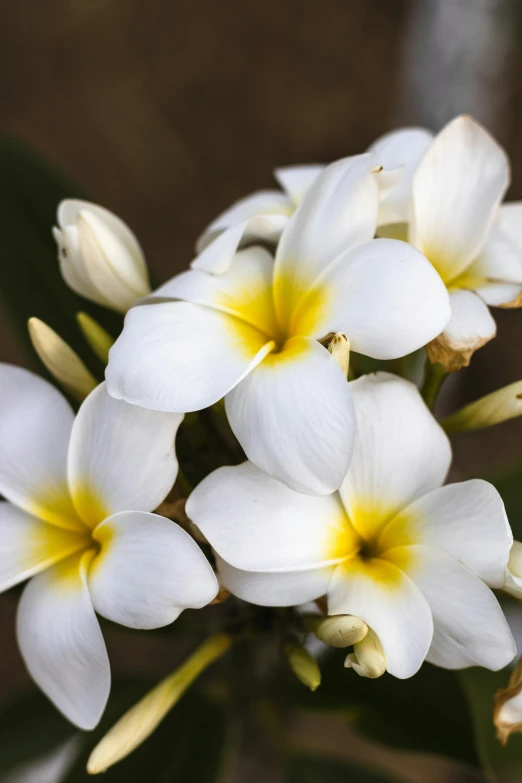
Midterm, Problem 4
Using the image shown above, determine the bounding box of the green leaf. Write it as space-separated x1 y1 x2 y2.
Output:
287 755 403 783
295 651 480 770
0 137 121 381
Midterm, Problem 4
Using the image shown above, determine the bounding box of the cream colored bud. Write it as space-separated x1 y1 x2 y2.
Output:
503 541 522 599
88 633 231 775
344 628 386 679
443 380 522 433
283 642 321 692
305 614 368 648
28 318 97 400
328 333 350 377
76 312 114 364
54 199 150 314
494 657 522 744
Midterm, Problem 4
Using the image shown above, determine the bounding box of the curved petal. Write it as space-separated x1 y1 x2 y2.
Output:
106 301 274 413
426 289 496 372
216 554 334 607
394 545 516 670
88 511 218 629
68 383 182 525
292 238 451 357
187 461 351 571
380 479 512 588
191 222 249 274
225 337 356 495
328 558 433 678
0 365 83 531
274 165 324 204
17 551 111 730
150 247 279 336
369 127 434 225
340 373 451 539
195 191 292 254
411 115 509 283
273 155 378 328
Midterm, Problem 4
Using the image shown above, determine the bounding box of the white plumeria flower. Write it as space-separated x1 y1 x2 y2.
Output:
372 116 522 370
0 365 218 730
107 156 450 496
54 200 151 314
187 373 516 678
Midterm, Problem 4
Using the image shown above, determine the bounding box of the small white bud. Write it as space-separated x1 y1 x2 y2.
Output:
443 381 522 433
494 657 522 745
306 614 368 648
28 318 97 400
504 541 522 599
328 333 350 377
344 628 386 679
54 200 150 314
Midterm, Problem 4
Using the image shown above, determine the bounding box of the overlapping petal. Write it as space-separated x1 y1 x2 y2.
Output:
274 165 324 204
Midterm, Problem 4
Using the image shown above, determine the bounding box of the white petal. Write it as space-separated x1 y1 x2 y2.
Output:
369 127 434 225
427 290 496 370
17 551 110 730
411 115 509 282
0 365 82 531
273 155 378 326
293 238 451 358
67 383 182 525
274 165 324 204
225 337 355 495
380 480 512 588
340 373 451 534
88 511 218 629
463 217 522 305
187 461 351 571
216 554 334 607
151 247 279 335
191 222 248 274
195 191 293 254
0 501 87 591
400 545 515 670
328 559 433 678
106 301 274 413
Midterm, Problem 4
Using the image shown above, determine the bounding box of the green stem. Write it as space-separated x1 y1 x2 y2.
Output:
421 360 447 410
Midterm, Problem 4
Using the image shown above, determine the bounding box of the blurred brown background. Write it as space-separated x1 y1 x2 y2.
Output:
1 0 522 780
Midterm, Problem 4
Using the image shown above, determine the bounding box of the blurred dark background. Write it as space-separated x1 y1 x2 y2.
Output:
1 1 522 780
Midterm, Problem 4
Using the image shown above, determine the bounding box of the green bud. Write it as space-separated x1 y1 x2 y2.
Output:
284 642 321 692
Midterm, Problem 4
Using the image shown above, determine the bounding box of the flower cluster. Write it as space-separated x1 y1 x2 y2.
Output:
3 113 522 770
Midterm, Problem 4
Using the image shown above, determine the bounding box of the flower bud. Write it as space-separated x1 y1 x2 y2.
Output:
54 200 150 314
443 380 522 433
283 642 321 692
494 657 522 744
328 333 350 377
305 614 368 648
344 628 386 679
503 541 522 599
76 312 114 364
28 318 97 400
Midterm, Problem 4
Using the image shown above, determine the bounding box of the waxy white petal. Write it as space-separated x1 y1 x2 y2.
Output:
191 222 249 274
340 374 451 533
274 165 324 204
294 238 450 358
225 338 355 495
89 511 218 629
188 461 349 571
106 301 274 413
411 115 509 283
0 365 82 531
17 551 110 730
68 383 182 525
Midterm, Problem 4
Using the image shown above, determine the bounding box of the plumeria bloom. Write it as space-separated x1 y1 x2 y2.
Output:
188 373 516 678
0 365 218 729
107 155 450 495
372 116 522 370
54 200 151 313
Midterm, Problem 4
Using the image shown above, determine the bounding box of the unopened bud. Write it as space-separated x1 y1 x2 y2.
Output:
328 333 350 377
76 312 114 364
504 541 522 599
443 381 522 434
54 199 150 314
305 614 368 648
28 318 97 400
344 628 386 679
284 642 321 692
494 657 522 744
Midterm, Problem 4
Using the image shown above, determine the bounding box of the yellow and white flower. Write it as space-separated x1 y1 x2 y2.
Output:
188 373 516 678
373 116 522 370
107 156 450 496
0 365 218 729
54 200 151 313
